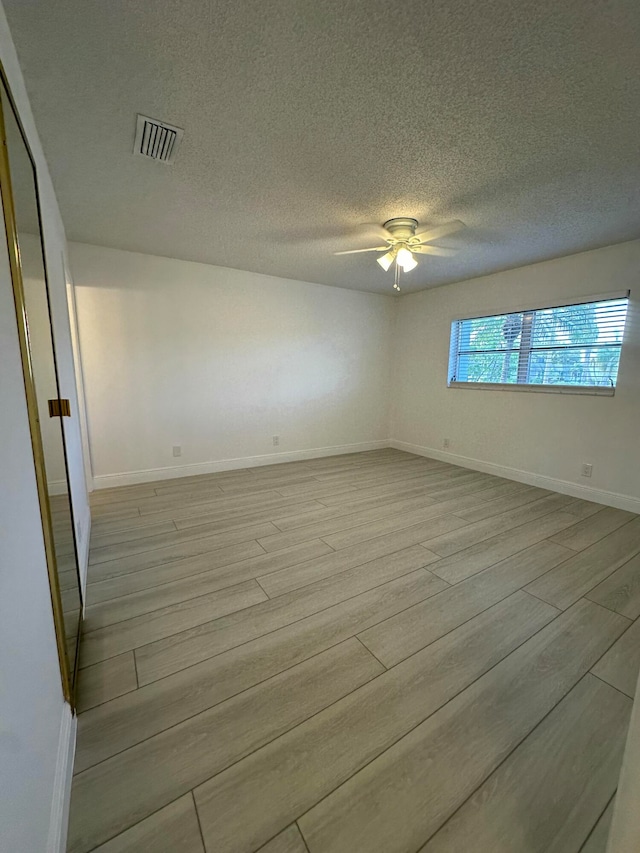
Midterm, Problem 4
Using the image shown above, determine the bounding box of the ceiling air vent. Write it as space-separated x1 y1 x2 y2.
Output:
133 114 184 164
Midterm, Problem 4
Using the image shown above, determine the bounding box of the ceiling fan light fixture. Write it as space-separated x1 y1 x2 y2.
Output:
335 217 462 292
396 246 417 272
376 249 395 272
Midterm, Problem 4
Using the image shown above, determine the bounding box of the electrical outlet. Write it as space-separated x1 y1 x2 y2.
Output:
581 463 593 478
272 435 280 447
173 445 182 457
443 438 450 449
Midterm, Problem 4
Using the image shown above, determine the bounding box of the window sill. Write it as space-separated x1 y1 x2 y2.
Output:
448 381 615 397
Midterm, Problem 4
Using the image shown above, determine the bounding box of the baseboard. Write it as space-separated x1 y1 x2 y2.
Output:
46 705 76 853
390 439 640 513
92 440 391 489
47 479 67 496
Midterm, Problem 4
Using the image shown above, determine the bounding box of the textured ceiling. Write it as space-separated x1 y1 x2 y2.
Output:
4 0 640 293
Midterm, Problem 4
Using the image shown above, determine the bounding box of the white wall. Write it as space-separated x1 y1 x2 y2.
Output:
391 239 640 510
0 4 90 850
70 242 395 487
71 239 640 508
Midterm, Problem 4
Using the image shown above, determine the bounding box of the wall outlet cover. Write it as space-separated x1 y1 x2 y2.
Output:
173 445 182 457
581 463 593 478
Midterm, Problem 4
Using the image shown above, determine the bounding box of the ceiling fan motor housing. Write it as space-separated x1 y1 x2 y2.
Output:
383 217 419 241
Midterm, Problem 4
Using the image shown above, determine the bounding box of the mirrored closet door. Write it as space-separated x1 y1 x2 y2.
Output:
0 70 82 705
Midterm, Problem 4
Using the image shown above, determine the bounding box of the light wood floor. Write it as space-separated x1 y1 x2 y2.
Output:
68 449 640 853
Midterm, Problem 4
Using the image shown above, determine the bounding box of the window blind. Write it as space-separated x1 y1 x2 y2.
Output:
448 296 629 390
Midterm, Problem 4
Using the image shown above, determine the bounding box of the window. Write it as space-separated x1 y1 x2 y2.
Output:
448 295 629 394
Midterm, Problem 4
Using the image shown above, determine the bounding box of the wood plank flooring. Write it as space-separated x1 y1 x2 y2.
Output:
68 449 640 853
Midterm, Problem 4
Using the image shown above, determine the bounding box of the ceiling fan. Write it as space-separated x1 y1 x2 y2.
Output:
335 217 464 291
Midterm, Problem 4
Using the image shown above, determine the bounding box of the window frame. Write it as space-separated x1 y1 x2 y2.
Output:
447 291 630 397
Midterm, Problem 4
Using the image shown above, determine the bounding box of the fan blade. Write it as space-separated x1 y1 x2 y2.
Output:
334 246 388 255
412 245 457 257
414 220 464 243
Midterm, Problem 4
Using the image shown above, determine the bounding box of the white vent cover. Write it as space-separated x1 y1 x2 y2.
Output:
133 114 184 164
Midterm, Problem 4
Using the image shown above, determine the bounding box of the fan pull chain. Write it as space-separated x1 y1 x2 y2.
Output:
393 261 401 292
